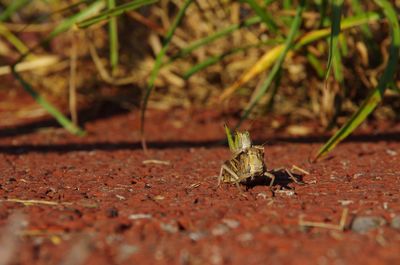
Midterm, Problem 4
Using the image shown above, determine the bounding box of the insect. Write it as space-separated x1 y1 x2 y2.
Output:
218 127 307 189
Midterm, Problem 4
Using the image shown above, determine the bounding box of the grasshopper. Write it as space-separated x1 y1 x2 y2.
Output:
218 127 307 189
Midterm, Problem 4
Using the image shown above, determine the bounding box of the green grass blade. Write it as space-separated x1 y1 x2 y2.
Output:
332 44 343 82
242 0 277 33
183 51 231 80
11 68 85 136
325 0 344 80
169 16 261 62
237 0 305 129
183 40 283 79
0 23 30 55
107 0 119 74
140 0 194 149
350 0 373 38
283 0 292 9
306 52 324 78
317 0 328 28
224 124 235 151
315 0 400 159
0 0 33 55
48 1 105 40
265 67 282 112
295 12 381 50
77 0 158 28
338 33 348 56
0 0 31 22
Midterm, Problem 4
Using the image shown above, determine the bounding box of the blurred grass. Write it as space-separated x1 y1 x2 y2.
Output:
140 0 194 151
324 0 343 80
0 0 399 156
107 0 118 75
242 0 277 33
315 0 400 159
224 124 235 152
237 0 306 129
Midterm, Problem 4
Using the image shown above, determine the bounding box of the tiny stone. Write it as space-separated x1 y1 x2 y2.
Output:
275 189 295 196
116 244 139 262
212 224 229 236
128 213 152 220
188 231 206 241
160 222 178 233
237 232 253 242
390 215 400 230
153 195 165 201
351 216 387 233
116 194 126 200
338 200 353 206
256 192 268 199
386 149 397 156
222 219 240 229
106 207 119 218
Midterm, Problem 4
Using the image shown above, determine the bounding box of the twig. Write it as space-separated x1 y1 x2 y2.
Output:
0 198 73 206
299 208 349 231
142 159 171 165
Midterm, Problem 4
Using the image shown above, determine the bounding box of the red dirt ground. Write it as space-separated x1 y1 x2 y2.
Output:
1 95 400 264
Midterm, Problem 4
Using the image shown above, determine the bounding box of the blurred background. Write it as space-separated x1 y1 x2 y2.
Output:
0 0 399 148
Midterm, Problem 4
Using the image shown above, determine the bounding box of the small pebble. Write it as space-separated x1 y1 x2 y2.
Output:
212 224 229 236
116 244 139 262
257 192 268 199
188 231 206 241
237 232 253 242
351 216 386 233
160 222 178 233
128 213 152 220
222 219 240 229
338 200 353 206
115 194 126 200
386 149 397 156
275 189 295 196
390 215 400 230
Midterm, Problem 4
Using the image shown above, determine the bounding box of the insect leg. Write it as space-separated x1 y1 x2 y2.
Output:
291 165 310 175
264 172 275 187
219 164 239 185
284 168 303 184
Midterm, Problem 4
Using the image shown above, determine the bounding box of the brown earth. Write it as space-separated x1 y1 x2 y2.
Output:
0 93 400 265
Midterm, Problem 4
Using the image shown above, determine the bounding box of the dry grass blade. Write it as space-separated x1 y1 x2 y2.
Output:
142 159 171 165
218 45 286 102
0 56 60 76
1 198 73 206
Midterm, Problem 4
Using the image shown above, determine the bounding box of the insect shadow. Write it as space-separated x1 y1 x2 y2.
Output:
242 169 304 190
